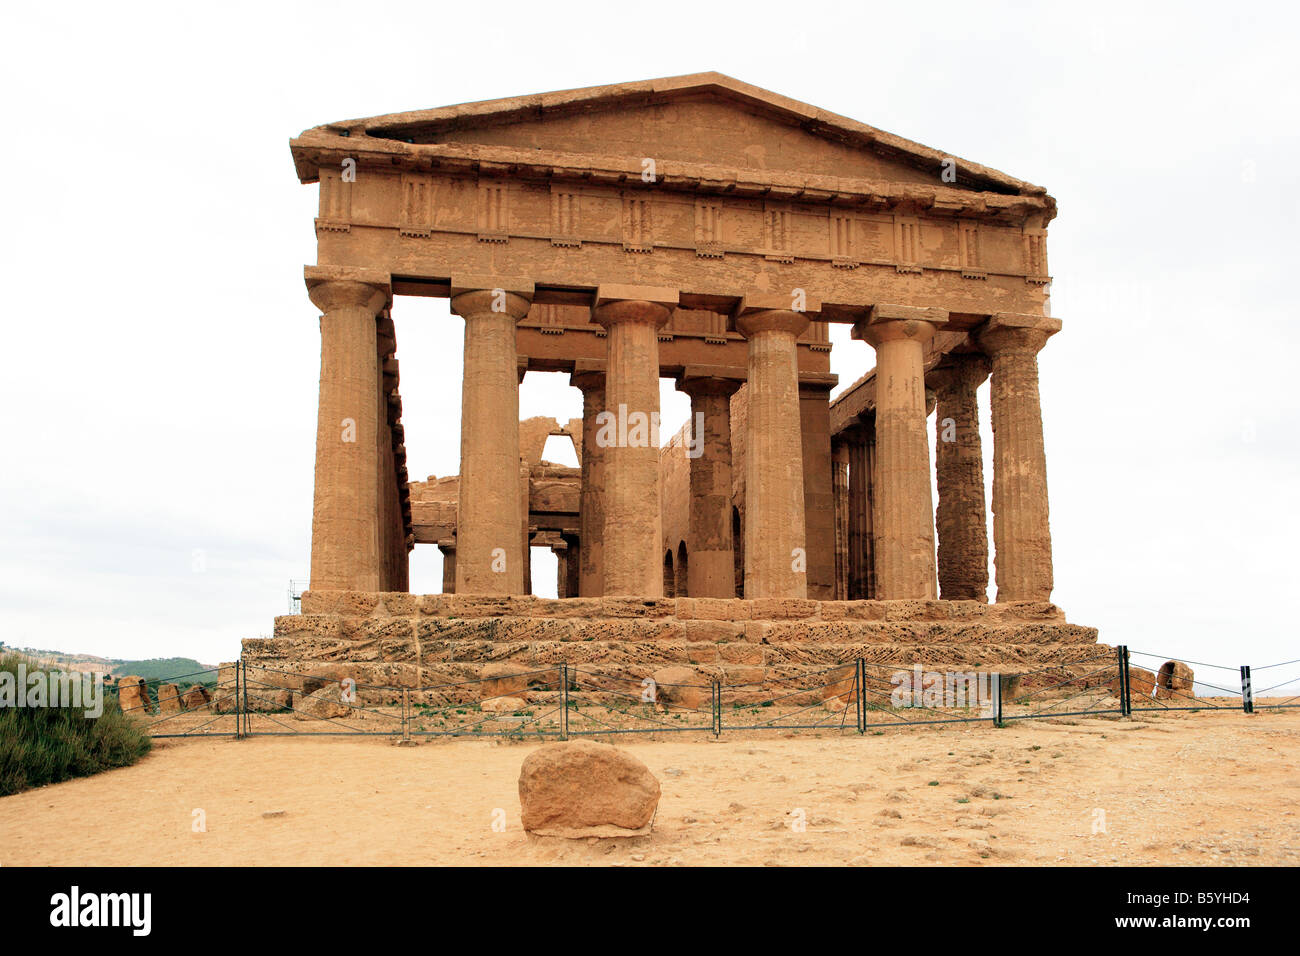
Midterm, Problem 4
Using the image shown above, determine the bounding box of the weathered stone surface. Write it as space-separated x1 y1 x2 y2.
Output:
650 665 707 710
1155 661 1195 700
292 686 351 719
117 676 151 717
480 661 544 699
157 683 183 714
518 740 660 837
481 696 528 713
182 685 211 711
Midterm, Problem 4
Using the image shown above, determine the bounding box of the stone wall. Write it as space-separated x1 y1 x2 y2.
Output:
244 590 1103 707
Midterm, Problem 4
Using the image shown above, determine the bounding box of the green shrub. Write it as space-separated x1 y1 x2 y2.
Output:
0 654 151 797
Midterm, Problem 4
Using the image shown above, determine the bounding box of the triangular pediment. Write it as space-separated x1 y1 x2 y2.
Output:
300 73 1045 199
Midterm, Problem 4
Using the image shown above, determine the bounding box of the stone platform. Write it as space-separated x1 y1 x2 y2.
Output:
240 591 1103 706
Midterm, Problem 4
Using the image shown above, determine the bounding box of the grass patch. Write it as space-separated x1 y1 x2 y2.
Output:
0 654 151 797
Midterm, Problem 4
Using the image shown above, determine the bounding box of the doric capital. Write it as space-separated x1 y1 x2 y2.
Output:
852 304 949 347
591 284 677 330
305 265 391 314
677 366 745 399
734 308 811 339
929 352 992 393
978 312 1062 356
450 275 534 321
569 359 606 394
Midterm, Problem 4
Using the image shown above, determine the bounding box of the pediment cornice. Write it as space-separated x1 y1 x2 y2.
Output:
290 73 1055 226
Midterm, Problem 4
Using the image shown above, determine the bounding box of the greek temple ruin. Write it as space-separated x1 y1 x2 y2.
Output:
253 74 1099 691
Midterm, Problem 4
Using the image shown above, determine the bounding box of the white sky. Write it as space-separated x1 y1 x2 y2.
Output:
1 1 1296 680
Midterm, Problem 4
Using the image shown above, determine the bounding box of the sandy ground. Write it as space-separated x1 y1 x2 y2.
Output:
2 707 1297 866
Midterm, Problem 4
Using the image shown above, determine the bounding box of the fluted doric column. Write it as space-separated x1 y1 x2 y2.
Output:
843 421 874 599
437 538 456 594
831 441 850 600
677 371 744 598
978 312 1061 602
569 363 606 597
450 276 533 595
735 297 812 599
931 353 991 601
305 266 391 592
592 285 678 596
853 304 948 599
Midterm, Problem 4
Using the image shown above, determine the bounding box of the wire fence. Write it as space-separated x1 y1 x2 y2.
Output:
113 645 1297 741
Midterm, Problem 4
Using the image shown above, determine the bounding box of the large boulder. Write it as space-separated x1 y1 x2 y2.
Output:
116 676 152 717
157 683 183 714
292 686 351 719
1155 661 1195 700
1110 666 1157 699
518 740 660 838
820 664 857 704
182 685 212 711
481 662 543 701
650 666 707 711
481 696 528 713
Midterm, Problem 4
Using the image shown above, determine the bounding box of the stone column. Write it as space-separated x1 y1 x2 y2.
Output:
676 372 743 598
931 354 991 601
591 286 678 596
569 364 606 597
799 381 837 600
305 266 391 592
853 305 948 600
437 538 456 594
735 297 813 599
978 312 1061 602
561 533 582 598
832 441 850 600
844 421 874 599
450 276 533 595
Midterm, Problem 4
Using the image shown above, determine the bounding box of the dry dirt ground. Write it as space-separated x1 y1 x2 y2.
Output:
2 707 1296 866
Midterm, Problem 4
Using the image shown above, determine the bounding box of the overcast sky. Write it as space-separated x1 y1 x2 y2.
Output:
1 1 1296 684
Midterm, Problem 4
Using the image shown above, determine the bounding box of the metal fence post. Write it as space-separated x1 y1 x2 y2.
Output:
1117 645 1131 717
855 658 865 734
560 664 569 740
712 680 722 737
234 660 243 739
241 659 249 737
993 671 1003 726
402 689 411 742
1241 666 1254 714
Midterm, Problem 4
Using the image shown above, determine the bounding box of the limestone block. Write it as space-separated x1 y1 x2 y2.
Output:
182 685 212 711
116 676 152 717
650 666 708 710
157 683 183 714
1155 661 1195 700
518 741 660 837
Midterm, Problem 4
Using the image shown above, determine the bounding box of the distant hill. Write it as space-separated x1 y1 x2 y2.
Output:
0 647 218 686
110 658 218 686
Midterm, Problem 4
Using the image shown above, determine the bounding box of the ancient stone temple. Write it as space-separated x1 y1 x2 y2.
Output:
253 74 1098 691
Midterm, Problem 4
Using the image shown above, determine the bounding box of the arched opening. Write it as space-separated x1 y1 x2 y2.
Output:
732 506 744 598
675 541 689 597
663 549 676 598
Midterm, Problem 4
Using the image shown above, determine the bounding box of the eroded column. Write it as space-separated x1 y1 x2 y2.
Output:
450 276 533 595
677 372 743 598
832 441 849 600
736 298 812 599
592 285 678 596
570 364 606 597
853 305 948 599
932 354 991 601
437 538 456 594
978 312 1061 602
305 266 391 592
